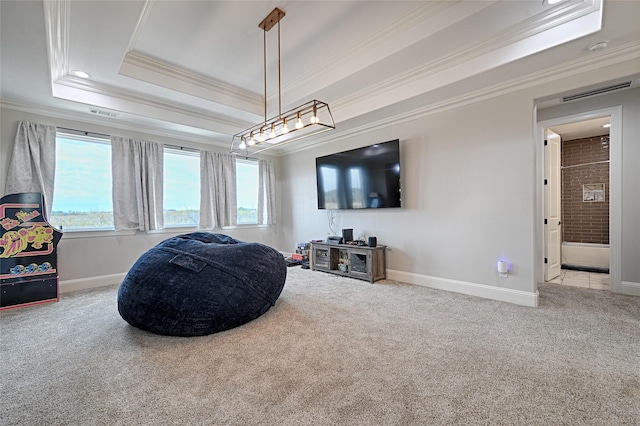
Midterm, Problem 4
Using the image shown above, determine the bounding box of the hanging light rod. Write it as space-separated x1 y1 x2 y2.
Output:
230 7 335 155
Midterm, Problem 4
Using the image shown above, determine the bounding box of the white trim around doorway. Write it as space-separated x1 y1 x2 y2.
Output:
534 106 622 294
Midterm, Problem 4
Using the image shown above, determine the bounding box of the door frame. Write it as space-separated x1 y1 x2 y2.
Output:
534 105 622 293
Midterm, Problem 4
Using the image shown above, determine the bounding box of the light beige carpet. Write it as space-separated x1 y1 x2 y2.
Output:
1 267 639 425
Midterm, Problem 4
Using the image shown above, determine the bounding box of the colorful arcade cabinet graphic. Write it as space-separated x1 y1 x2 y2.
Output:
0 192 63 310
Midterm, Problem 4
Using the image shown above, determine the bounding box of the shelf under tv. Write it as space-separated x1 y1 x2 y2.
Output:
310 242 386 283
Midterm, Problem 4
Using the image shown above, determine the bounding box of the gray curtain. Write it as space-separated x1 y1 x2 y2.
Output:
4 121 57 216
200 151 237 228
111 137 164 231
258 159 276 225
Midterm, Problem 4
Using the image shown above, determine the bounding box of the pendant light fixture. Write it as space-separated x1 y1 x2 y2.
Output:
230 7 335 155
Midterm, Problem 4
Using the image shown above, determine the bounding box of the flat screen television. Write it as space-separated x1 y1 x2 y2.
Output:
316 139 401 209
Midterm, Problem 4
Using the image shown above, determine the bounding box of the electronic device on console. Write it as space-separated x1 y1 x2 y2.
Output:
326 236 344 244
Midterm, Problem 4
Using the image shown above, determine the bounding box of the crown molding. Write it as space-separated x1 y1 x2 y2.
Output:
39 0 603 148
277 0 466 98
42 0 261 134
22 0 634 159
5 39 636 159
280 40 639 157
119 0 262 115
281 0 600 104
42 0 70 83
0 98 230 150
119 51 263 116
52 76 250 136
124 0 155 54
331 0 603 124
57 76 247 127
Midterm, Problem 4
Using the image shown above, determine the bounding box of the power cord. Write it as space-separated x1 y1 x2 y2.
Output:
327 209 338 236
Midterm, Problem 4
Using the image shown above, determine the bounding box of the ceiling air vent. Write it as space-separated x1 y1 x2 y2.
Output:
89 108 119 118
562 81 632 103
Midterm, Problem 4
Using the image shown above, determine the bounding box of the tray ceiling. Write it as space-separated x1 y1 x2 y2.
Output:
1 0 639 153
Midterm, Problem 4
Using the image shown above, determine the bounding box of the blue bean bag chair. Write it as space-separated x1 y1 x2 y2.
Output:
117 233 287 336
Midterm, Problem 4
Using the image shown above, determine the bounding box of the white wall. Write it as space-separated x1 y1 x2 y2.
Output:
0 108 280 291
278 59 640 306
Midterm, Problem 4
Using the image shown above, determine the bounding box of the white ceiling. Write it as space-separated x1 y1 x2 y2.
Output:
550 117 610 141
1 0 639 154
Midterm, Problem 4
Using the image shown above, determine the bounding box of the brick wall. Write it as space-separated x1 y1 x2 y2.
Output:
561 135 609 244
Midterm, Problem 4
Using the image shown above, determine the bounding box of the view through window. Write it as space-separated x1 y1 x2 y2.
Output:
236 159 258 224
50 133 114 230
50 134 262 230
164 148 200 227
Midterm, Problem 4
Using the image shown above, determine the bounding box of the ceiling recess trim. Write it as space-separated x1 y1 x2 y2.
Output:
53 76 250 135
330 0 603 123
119 51 263 115
280 0 601 104
43 0 70 84
282 42 640 157
0 98 233 150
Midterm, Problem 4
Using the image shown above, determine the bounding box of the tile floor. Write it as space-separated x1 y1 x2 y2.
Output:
546 269 610 290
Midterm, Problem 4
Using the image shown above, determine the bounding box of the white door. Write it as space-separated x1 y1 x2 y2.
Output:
544 130 562 281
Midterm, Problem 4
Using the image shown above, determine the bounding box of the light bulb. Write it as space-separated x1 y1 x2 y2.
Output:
281 118 289 134
310 105 318 124
270 123 276 138
258 128 265 142
248 132 255 146
295 112 303 129
239 137 247 150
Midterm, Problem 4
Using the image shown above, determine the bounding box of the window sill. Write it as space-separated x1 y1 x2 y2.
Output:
58 224 272 239
221 224 271 230
60 229 137 239
145 226 199 235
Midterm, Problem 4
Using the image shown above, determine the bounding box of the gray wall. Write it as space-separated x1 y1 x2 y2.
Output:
2 58 638 302
278 59 640 300
280 92 536 293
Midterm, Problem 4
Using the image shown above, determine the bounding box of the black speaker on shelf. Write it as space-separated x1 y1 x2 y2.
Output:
342 228 353 242
368 237 377 247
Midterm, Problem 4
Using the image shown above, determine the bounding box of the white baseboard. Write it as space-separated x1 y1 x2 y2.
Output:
619 281 640 297
387 269 539 307
59 273 126 294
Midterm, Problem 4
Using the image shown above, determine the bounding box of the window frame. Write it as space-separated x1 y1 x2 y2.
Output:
162 146 201 229
235 158 260 226
50 132 115 233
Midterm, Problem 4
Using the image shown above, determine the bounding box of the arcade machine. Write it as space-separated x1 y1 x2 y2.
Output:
0 192 63 310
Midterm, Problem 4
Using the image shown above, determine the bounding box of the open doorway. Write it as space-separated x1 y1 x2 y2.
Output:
544 117 611 290
536 103 624 297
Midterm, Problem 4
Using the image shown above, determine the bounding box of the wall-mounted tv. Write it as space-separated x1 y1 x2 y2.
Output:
316 139 401 210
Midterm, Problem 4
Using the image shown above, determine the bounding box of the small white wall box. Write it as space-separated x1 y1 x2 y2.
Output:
497 261 508 277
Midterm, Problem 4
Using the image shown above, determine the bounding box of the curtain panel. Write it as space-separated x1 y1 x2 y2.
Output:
200 151 237 228
258 159 276 225
111 137 164 231
4 121 57 216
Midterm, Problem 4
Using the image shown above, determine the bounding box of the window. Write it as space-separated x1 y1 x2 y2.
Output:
163 148 200 227
236 159 258 224
50 133 114 230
